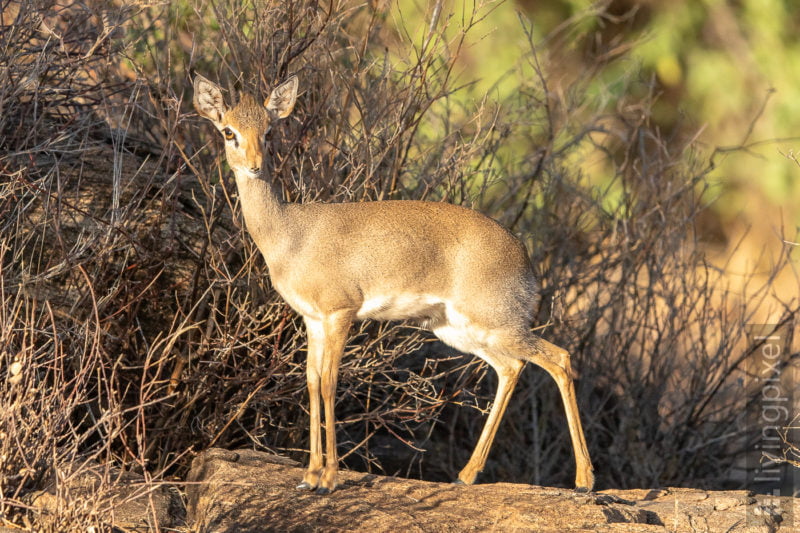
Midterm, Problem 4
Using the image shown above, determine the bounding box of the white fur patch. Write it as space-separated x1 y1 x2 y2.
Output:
304 317 324 338
356 294 443 321
433 306 493 356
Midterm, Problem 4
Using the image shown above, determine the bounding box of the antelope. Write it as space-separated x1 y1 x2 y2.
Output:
192 73 594 495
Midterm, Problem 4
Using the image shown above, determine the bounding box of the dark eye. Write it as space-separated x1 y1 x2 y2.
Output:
222 127 235 141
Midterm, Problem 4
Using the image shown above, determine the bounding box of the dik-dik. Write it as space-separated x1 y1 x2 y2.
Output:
193 74 594 495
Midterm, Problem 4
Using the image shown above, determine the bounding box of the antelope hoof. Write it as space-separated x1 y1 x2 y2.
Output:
452 479 467 485
296 481 315 491
575 486 591 493
315 486 332 496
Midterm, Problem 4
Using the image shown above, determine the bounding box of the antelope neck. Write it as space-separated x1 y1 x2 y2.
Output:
234 171 288 262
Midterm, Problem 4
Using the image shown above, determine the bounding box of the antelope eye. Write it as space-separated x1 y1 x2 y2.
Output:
222 127 235 140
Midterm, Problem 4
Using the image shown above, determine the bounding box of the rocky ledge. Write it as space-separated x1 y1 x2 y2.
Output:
26 448 796 532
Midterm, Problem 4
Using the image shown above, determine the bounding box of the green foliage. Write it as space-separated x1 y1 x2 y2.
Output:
396 0 800 228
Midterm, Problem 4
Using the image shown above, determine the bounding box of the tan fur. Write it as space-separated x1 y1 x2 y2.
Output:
193 74 595 494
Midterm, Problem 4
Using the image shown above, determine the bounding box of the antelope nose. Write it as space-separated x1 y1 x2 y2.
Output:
250 166 261 174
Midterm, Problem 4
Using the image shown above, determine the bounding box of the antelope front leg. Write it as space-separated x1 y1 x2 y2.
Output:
315 311 352 495
297 312 352 494
297 318 324 490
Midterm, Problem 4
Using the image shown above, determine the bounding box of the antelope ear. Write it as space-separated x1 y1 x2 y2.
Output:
265 75 298 119
193 74 228 127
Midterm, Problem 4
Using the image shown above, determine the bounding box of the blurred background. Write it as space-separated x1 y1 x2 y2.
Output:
393 0 800 298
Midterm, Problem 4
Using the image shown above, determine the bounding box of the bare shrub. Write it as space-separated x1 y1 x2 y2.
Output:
451 22 799 488
0 1 184 528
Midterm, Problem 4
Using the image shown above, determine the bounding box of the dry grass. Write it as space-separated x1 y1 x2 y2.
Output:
1 0 797 529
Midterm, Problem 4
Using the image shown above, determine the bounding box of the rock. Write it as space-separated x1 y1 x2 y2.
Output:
603 488 788 533
185 448 797 532
23 448 796 531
